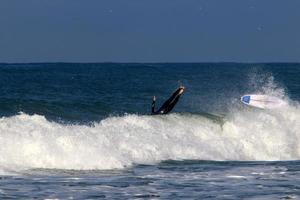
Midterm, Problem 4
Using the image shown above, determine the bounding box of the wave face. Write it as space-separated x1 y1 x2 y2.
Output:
0 101 299 171
1 63 299 122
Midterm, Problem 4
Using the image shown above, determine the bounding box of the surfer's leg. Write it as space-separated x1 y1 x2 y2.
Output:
162 95 181 114
160 87 183 108
157 86 185 114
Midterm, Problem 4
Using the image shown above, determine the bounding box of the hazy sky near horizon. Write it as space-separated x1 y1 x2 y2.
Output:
0 0 300 63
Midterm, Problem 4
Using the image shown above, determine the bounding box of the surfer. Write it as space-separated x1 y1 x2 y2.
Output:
151 86 185 115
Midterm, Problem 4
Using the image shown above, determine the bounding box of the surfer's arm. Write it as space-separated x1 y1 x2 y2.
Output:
151 96 156 114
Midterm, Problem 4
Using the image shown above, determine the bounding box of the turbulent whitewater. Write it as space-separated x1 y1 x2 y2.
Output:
1 100 299 172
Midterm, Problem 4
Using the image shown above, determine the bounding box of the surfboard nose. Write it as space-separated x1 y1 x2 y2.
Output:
241 95 250 104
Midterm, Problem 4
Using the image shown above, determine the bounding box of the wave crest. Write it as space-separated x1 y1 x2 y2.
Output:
0 102 299 173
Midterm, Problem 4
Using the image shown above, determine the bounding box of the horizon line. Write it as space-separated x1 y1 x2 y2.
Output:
1 61 300 65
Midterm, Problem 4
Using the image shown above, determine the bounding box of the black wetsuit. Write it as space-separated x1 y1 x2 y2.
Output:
151 87 184 115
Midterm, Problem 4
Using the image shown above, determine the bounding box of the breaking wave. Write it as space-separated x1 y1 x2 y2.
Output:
0 100 299 173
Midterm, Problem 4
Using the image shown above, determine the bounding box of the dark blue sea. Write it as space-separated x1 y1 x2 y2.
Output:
0 63 299 199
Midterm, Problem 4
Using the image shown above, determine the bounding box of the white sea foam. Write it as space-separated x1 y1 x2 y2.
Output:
0 100 299 173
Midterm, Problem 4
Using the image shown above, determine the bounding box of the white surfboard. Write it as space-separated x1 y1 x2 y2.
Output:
240 94 287 109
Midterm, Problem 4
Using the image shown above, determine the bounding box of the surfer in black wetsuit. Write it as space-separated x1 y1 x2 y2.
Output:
151 86 185 115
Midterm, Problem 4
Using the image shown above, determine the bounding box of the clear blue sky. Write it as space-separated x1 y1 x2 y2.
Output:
0 0 300 63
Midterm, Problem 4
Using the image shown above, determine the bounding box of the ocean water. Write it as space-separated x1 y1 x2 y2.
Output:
0 63 299 199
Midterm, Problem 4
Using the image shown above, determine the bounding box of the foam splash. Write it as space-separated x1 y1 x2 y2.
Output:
0 101 299 172
247 71 287 99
